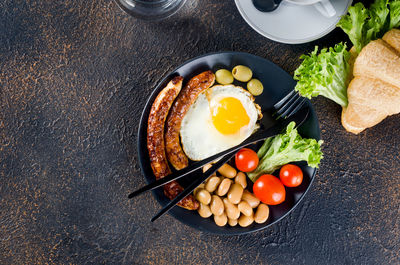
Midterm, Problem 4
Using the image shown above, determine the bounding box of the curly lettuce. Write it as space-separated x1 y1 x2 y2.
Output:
247 122 323 182
389 0 400 29
337 0 400 53
294 43 351 107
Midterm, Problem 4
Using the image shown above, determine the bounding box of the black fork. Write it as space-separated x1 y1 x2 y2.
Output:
274 90 307 118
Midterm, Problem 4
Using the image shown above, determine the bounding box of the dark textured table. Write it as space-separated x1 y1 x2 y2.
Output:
1 0 399 264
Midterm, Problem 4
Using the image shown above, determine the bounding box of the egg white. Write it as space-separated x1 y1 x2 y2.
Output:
180 84 261 161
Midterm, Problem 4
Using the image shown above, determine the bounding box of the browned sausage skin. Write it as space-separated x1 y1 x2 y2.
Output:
147 76 199 210
165 71 216 170
147 76 182 179
163 181 198 210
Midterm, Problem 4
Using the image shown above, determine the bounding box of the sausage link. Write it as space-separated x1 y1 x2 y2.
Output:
147 76 199 210
165 71 215 170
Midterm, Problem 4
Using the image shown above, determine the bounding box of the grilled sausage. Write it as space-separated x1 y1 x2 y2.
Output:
163 181 199 210
147 76 199 210
165 71 215 170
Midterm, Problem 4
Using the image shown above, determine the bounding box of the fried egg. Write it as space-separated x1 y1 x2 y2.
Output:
180 84 261 161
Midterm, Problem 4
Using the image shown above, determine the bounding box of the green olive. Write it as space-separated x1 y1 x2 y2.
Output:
232 65 253 82
215 69 234 85
247 78 264 96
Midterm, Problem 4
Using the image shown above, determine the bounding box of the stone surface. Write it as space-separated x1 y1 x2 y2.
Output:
0 0 399 264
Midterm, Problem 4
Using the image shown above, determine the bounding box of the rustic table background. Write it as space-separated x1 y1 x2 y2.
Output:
1 0 399 264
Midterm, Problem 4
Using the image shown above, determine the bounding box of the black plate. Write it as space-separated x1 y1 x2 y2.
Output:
137 52 321 235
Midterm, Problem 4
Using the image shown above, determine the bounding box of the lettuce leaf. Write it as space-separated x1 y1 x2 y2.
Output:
389 0 400 29
337 3 370 53
337 0 400 53
368 0 390 39
293 43 351 107
247 122 323 182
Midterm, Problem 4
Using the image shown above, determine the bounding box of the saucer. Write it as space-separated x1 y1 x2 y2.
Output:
234 0 352 44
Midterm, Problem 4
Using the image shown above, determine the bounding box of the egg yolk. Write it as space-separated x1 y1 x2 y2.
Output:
211 97 250 135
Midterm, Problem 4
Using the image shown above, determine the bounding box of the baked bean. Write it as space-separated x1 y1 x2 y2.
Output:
216 178 232 196
205 176 221 193
210 195 224 216
214 213 228 227
217 164 237 178
254 204 269 224
238 214 254 227
223 198 240 220
193 183 205 196
227 183 244 204
241 190 260 208
228 218 238 226
195 189 211 205
235 172 247 188
202 163 212 173
198 203 212 218
238 201 253 217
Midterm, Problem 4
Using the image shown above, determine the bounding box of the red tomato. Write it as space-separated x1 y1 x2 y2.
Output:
279 164 303 187
253 174 286 205
235 148 259 172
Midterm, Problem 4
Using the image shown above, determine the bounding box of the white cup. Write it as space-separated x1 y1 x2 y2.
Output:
285 0 336 18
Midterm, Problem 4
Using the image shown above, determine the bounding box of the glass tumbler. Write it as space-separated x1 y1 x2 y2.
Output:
115 0 187 20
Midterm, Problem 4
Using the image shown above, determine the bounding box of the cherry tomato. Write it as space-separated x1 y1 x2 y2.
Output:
235 148 259 172
253 174 286 205
279 164 303 187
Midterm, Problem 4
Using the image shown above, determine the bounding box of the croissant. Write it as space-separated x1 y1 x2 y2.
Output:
342 29 400 134
383 28 400 53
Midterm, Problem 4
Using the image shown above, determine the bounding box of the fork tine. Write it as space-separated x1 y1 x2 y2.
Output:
284 98 307 118
276 94 302 118
276 91 299 113
273 90 295 109
274 92 300 116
